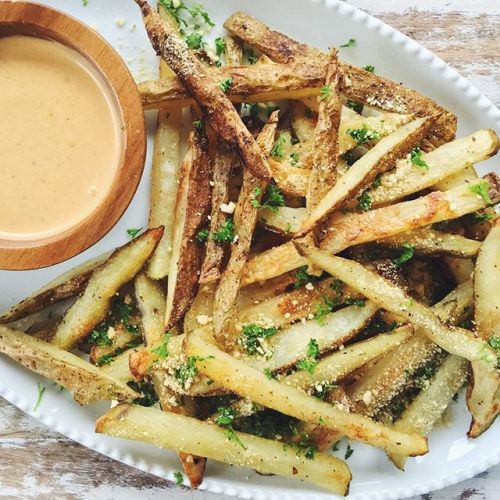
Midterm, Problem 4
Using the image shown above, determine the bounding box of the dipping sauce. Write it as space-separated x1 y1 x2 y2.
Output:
0 35 122 242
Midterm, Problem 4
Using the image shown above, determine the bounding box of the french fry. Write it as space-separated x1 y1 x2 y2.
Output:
378 228 481 258
0 326 137 405
261 206 306 234
388 355 468 470
199 37 243 285
223 11 457 147
370 129 499 207
242 174 499 286
468 219 500 437
0 251 111 324
146 6 183 279
348 281 473 416
286 326 413 392
297 116 436 236
139 61 324 109
269 159 309 197
213 113 278 340
433 163 479 191
199 140 235 284
240 302 378 373
136 1 273 181
51 228 163 351
186 327 428 457
99 347 137 384
165 122 212 330
135 272 166 347
96 404 352 495
306 49 342 210
295 243 496 366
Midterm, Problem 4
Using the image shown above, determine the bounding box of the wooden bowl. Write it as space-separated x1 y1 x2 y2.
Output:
0 1 146 270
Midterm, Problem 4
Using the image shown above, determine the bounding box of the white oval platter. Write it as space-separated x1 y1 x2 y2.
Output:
0 1 499 499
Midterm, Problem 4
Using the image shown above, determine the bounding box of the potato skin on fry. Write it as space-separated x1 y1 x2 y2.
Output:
0 326 137 405
165 123 212 331
137 2 272 181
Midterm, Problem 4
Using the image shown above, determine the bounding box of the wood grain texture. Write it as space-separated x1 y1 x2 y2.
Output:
1 0 498 499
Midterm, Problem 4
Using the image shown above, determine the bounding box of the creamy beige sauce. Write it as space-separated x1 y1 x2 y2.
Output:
0 35 122 241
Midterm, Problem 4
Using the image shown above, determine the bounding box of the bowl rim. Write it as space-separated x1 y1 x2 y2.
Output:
0 0 146 271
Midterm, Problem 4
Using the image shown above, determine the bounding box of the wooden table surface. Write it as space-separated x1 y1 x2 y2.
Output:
1 0 499 499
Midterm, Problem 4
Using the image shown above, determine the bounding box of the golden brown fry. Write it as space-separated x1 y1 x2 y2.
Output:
223 11 457 147
388 355 468 470
297 116 436 236
468 218 500 437
96 404 352 495
306 49 342 210
146 6 183 279
51 228 163 351
0 326 137 405
135 273 166 347
371 129 499 207
199 140 236 284
378 228 482 258
136 1 272 181
165 122 212 330
213 113 278 341
0 252 110 324
186 327 428 457
295 243 496 366
139 61 323 109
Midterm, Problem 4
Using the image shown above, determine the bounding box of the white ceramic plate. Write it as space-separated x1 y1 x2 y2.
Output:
1 1 499 499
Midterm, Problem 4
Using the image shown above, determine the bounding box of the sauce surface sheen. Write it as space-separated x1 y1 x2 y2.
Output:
0 35 122 242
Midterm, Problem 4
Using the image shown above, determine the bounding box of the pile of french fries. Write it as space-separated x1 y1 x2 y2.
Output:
1 1 499 495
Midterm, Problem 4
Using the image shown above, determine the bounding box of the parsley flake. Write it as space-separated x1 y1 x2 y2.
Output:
469 180 493 205
393 243 415 266
345 443 354 459
297 339 320 374
33 382 45 412
215 407 247 449
346 125 380 145
363 64 375 73
270 134 287 159
151 334 172 359
213 219 235 242
410 147 429 171
320 85 331 101
218 77 233 93
214 36 226 56
174 471 184 485
127 228 142 239
196 228 209 242
239 324 278 356
251 185 285 212
356 190 372 212
340 38 356 48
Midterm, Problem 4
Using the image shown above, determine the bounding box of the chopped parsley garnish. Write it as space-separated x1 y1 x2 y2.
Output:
346 99 362 112
371 175 382 189
346 125 380 145
345 443 354 459
251 185 285 212
88 324 112 347
218 77 233 93
33 382 45 412
174 471 184 485
296 339 320 374
469 180 493 205
215 407 247 449
174 355 214 389
363 64 375 73
344 298 366 307
185 31 204 49
214 36 226 56
488 336 500 351
127 380 159 407
296 436 318 460
392 243 415 266
470 211 493 223
270 133 287 158
151 333 172 359
314 279 362 325
96 338 143 366
193 118 204 130
356 190 372 212
264 368 276 380
289 152 300 165
320 85 332 101
126 228 142 239
410 147 429 171
239 324 278 356
213 219 235 242
196 228 209 242
366 317 399 335
294 265 318 289
82 0 88 6
340 38 356 48
312 382 338 401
